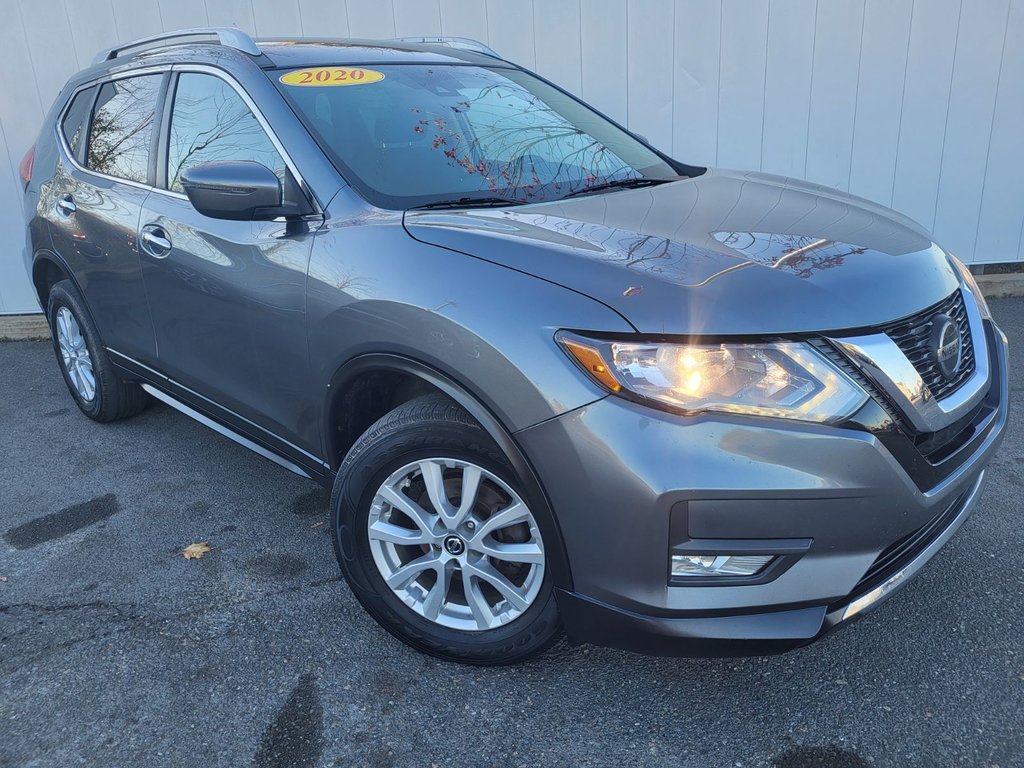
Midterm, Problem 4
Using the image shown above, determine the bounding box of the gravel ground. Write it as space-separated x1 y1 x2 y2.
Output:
1 300 1022 768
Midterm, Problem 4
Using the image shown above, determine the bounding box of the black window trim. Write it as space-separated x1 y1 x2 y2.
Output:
54 63 321 217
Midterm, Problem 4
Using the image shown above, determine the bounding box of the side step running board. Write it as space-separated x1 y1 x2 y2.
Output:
140 384 312 479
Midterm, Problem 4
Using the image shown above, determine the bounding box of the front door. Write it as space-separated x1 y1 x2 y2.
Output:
138 71 318 458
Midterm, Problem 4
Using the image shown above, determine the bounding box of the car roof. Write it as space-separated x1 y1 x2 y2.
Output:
254 39 511 69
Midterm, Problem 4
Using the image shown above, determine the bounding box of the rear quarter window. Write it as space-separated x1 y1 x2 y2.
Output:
61 86 95 159
86 75 163 184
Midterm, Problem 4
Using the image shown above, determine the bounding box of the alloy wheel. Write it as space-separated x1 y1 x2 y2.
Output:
367 458 545 631
55 307 96 402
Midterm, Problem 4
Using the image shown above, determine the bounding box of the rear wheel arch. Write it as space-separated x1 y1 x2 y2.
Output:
323 353 573 590
32 251 80 314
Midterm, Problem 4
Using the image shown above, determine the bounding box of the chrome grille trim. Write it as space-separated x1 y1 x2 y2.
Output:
808 338 908 429
825 286 990 434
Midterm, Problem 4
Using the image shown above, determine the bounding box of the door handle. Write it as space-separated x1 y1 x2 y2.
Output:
140 226 172 258
56 194 76 216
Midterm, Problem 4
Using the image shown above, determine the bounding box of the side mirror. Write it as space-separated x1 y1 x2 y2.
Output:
180 161 283 221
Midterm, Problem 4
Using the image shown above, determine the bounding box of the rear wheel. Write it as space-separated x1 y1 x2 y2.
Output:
332 394 562 664
47 280 148 422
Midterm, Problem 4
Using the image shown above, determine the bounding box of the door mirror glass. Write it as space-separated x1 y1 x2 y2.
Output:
180 161 282 221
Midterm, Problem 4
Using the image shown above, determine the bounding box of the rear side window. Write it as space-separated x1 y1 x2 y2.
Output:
166 72 285 193
61 86 95 159
86 75 162 184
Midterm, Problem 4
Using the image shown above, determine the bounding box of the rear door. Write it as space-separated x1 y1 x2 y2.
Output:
138 68 319 459
46 73 165 364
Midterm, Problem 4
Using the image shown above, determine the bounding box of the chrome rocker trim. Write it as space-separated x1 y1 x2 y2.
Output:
140 383 312 479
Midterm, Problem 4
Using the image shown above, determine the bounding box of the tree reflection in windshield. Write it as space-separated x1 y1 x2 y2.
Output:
278 64 679 209
407 80 637 202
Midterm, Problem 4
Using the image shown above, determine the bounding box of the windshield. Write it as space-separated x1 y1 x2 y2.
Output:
275 64 682 209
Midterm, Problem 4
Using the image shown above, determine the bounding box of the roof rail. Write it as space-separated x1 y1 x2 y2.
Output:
389 36 501 59
93 27 260 65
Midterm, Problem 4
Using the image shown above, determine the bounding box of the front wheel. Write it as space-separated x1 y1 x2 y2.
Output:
331 394 562 664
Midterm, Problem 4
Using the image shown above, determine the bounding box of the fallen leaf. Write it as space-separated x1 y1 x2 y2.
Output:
0 575 8 582
181 542 211 560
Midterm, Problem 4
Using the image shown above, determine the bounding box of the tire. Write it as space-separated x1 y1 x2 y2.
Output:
47 280 148 422
331 394 562 665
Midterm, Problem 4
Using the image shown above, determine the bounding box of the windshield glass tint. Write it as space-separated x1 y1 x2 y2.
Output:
276 64 678 208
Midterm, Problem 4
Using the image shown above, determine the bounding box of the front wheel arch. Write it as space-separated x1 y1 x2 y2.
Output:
324 353 573 592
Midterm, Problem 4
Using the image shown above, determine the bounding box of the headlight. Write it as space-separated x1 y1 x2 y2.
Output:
948 254 991 319
558 332 867 423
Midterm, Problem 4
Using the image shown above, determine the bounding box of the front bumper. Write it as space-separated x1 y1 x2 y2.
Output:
516 321 1008 656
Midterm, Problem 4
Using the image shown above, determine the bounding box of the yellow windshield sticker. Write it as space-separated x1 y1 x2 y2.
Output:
279 67 385 86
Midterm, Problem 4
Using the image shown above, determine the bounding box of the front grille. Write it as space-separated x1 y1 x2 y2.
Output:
849 488 969 597
880 289 975 400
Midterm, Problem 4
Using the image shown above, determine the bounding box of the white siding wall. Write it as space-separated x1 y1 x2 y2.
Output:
1 0 1021 313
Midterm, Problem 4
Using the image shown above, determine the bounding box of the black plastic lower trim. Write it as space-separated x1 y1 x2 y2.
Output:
555 589 828 657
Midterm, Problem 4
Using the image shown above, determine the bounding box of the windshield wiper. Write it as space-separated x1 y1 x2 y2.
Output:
562 177 674 200
409 196 525 211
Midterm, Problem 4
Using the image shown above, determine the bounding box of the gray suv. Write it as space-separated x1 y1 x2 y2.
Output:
21 29 1008 664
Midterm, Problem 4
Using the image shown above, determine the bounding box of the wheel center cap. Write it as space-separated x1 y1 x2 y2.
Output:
443 535 466 556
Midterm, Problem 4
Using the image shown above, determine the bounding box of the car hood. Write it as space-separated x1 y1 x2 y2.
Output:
403 169 961 335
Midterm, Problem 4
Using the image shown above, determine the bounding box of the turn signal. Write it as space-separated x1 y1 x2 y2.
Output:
560 336 621 392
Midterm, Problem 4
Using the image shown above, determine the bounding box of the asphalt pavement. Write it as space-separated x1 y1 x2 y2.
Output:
2 300 1022 768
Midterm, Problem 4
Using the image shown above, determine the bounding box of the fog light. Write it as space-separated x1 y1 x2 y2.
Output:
671 554 774 578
